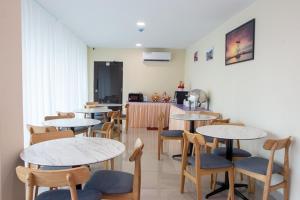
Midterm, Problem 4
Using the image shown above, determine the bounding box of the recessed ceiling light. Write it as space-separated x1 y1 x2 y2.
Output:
136 21 145 27
136 43 142 47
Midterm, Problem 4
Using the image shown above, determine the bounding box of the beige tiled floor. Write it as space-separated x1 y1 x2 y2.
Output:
92 127 282 200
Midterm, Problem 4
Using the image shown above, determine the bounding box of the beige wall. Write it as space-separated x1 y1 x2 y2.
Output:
88 48 185 103
185 0 300 197
0 0 24 199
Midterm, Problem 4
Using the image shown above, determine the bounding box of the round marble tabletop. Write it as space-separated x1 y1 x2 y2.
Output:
196 125 267 140
20 137 126 166
74 107 112 114
96 103 123 107
44 118 100 128
170 114 217 121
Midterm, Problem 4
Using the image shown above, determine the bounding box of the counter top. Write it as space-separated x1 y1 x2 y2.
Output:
171 103 207 112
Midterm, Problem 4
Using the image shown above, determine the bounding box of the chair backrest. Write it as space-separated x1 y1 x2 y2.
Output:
44 115 73 121
107 111 121 131
211 118 230 125
101 122 114 138
16 166 90 200
182 131 206 168
30 130 74 145
86 101 98 106
128 138 144 200
57 112 75 118
263 137 292 177
27 124 57 134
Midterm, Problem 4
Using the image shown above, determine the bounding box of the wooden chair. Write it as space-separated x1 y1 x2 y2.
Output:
30 130 74 145
234 137 291 200
84 138 144 200
16 166 100 200
125 103 129 133
109 110 122 138
27 124 57 145
92 121 115 170
157 112 183 160
208 122 252 190
180 131 234 200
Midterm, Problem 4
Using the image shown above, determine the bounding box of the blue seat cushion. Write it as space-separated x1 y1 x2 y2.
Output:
85 170 133 194
39 166 70 170
36 189 101 200
74 126 88 132
188 154 232 169
160 130 183 137
234 157 283 175
92 123 104 130
213 147 251 157
204 136 225 143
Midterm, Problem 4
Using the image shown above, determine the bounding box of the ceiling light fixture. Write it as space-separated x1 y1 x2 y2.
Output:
136 21 146 32
136 43 142 47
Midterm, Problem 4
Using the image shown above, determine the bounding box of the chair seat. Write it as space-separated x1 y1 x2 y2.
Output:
92 123 104 130
204 136 225 143
213 147 252 157
74 126 88 132
36 189 101 200
160 130 183 137
188 154 232 169
85 170 133 194
234 156 283 175
39 166 70 170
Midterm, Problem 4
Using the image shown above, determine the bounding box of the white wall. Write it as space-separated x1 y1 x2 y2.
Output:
185 0 300 198
0 0 25 199
88 48 185 103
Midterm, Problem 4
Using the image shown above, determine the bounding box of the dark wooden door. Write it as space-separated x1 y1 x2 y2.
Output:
94 61 123 103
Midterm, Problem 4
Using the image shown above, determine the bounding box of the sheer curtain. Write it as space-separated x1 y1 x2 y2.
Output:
22 0 88 146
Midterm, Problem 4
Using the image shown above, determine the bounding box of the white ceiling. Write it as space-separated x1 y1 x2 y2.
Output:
36 0 255 48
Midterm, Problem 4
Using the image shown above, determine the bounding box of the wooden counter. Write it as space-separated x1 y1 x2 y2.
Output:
128 102 171 128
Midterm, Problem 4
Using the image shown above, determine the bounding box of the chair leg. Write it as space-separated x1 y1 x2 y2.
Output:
228 168 234 200
180 170 185 193
181 140 184 153
195 173 202 200
262 181 271 200
34 186 39 199
240 173 244 181
110 159 114 170
283 181 289 200
211 173 217 190
161 140 164 153
158 136 161 160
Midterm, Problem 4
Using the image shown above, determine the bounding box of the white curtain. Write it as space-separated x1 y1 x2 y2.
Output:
22 0 88 146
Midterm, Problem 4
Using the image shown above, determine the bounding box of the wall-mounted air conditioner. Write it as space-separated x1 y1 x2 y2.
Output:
143 52 171 62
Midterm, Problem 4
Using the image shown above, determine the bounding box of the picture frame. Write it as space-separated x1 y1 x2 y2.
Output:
225 19 255 65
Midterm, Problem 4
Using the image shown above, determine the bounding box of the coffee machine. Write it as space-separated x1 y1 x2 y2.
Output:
174 91 188 104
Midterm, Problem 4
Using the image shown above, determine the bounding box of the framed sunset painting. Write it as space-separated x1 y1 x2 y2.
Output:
225 19 255 65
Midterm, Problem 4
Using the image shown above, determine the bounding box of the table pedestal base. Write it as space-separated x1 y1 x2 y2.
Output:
206 181 248 200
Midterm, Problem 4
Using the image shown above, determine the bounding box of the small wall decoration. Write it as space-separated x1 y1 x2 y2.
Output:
225 19 255 65
194 51 198 62
206 48 214 61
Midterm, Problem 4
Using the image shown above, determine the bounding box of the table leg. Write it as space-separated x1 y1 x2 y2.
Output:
91 113 95 119
172 120 195 160
205 139 248 199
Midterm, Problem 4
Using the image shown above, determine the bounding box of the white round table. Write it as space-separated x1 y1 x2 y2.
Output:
75 108 112 119
96 103 123 107
44 118 100 128
44 118 100 137
196 125 267 140
20 137 126 167
196 125 267 199
170 114 217 133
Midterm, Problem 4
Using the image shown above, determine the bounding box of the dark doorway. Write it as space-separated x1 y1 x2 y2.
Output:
94 61 123 103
